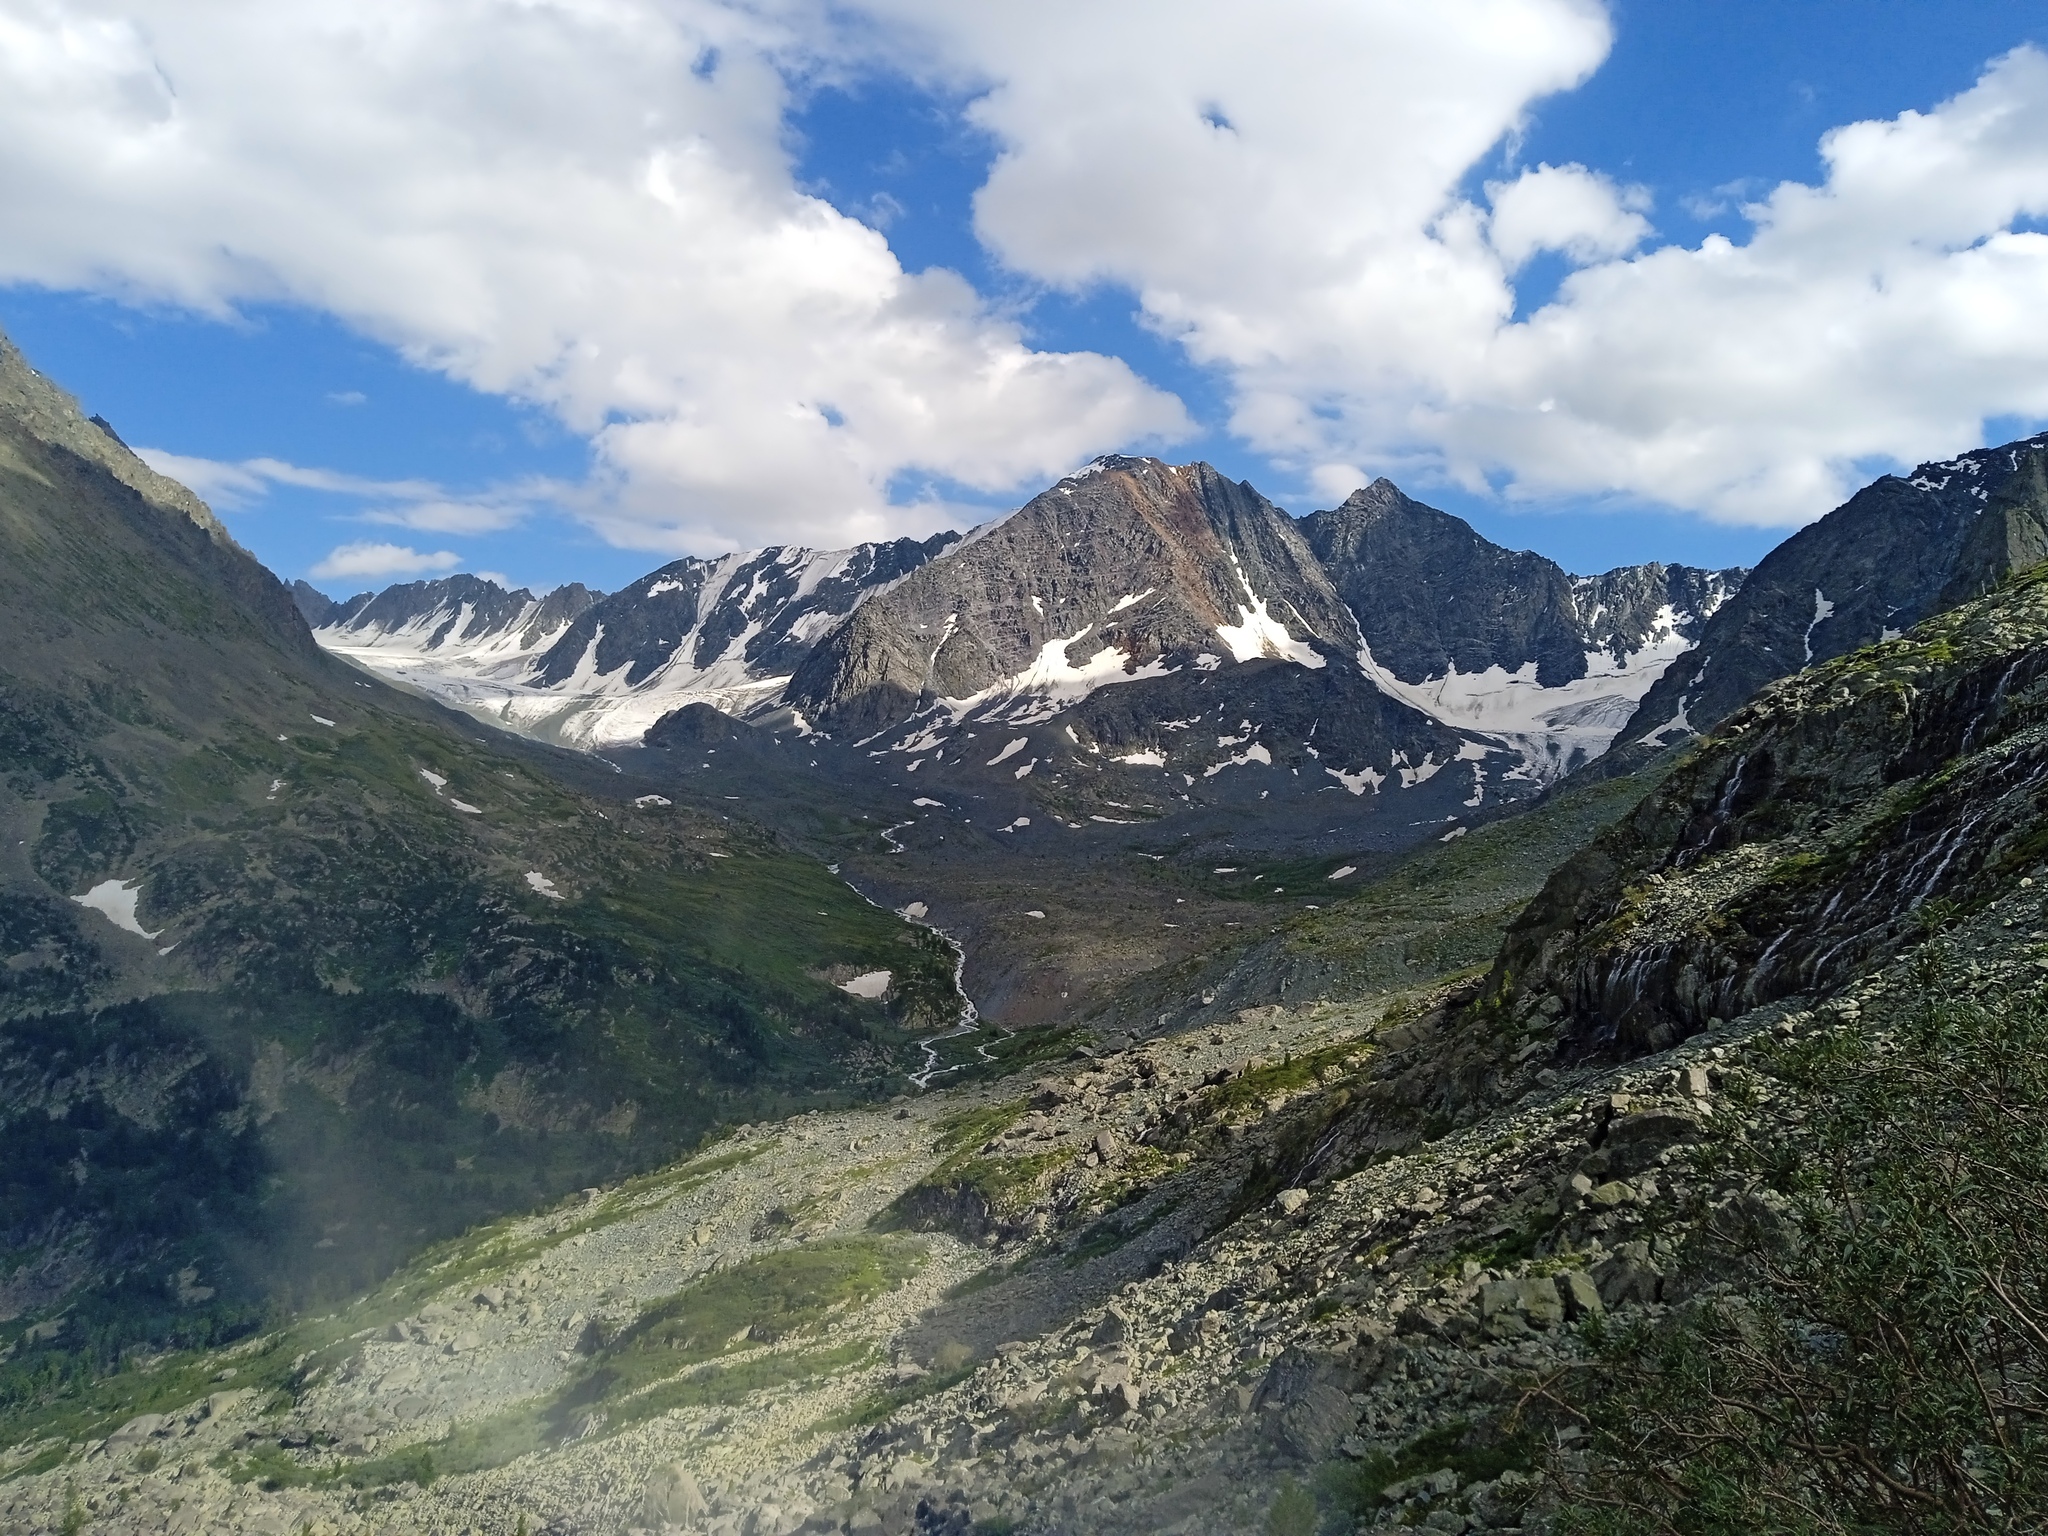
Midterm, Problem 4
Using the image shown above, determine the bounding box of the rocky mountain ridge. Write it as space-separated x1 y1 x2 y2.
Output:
1608 431 2048 763
312 538 957 750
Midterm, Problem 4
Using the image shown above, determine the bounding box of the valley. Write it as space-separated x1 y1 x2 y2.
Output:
4 315 2048 1536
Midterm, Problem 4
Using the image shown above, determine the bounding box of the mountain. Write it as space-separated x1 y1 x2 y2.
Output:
0 326 957 1365
328 458 1743 827
1607 431 2048 763
1301 477 1739 779
1482 551 2048 1061
314 538 955 749
289 578 341 628
14 530 2045 1536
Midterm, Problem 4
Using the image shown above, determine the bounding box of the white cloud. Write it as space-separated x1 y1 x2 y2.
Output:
867 9 2048 525
135 448 542 533
1450 47 2048 523
11 1 2048 541
0 0 1186 554
310 541 462 581
1486 162 1651 269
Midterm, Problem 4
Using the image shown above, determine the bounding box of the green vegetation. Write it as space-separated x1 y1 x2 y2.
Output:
1315 1419 1535 1529
1554 957 2048 1535
818 1354 980 1432
0 402 962 1433
884 1152 1065 1238
1198 1037 1372 1122
211 1234 921 1492
1266 1475 1317 1536
931 1098 1030 1155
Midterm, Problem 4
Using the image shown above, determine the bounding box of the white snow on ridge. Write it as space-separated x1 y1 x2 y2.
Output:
1803 588 1836 663
72 878 161 940
314 545 876 750
1215 553 1327 669
525 871 563 899
1115 748 1166 767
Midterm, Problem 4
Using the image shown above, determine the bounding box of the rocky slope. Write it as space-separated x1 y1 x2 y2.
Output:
1608 431 2048 762
0 327 958 1378
1479 555 2048 1066
13 769 2038 1535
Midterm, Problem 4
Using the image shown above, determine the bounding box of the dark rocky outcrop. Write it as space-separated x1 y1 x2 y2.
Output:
1301 479 1738 689
290 578 340 628
1485 560 2048 1059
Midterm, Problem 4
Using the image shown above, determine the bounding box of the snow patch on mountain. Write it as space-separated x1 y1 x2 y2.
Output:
72 878 160 940
1354 603 1698 781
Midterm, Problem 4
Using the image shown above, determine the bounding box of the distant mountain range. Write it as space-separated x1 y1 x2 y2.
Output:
307 458 1741 809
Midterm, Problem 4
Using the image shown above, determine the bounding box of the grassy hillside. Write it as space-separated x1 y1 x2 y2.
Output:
0 381 956 1405
1091 761 1679 1035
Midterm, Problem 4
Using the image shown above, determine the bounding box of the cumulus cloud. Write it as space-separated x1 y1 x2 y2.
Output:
1453 46 2048 523
309 541 462 581
873 7 2048 525
0 0 1187 553
1486 162 1652 269
9 1 2048 541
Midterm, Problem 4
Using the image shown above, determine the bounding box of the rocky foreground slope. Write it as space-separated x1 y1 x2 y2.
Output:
11 564 2048 1534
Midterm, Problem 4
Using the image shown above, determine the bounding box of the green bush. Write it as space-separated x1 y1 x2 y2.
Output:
1554 955 2048 1535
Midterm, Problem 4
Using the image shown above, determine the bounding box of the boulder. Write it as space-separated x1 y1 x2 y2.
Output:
1557 1270 1604 1321
1256 1348 1360 1462
644 1461 709 1526
106 1412 170 1447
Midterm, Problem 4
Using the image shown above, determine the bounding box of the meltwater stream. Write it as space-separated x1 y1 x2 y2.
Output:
907 923 996 1089
832 866 992 1088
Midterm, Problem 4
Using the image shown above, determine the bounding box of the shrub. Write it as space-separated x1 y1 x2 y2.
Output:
1552 955 2048 1535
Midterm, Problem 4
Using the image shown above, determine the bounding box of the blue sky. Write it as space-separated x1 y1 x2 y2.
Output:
2 0 2043 596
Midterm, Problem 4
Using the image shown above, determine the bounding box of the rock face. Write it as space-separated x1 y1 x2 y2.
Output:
1303 479 1736 691
1487 557 2048 1060
1304 478 1740 777
1610 432 2048 761
289 579 339 628
788 458 1362 736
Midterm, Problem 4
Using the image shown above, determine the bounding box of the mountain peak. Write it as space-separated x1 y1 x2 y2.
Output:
0 323 231 543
